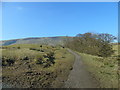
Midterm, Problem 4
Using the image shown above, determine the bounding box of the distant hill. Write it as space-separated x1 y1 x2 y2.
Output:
0 36 72 46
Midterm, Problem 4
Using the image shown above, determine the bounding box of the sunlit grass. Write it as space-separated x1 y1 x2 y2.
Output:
2 44 75 88
77 49 118 88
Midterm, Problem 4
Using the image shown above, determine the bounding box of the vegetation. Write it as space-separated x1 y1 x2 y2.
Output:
73 43 119 88
0 37 69 46
2 44 75 88
1 32 118 88
65 32 118 88
65 32 116 57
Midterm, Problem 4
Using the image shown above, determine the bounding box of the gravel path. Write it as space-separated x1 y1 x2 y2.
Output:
64 49 100 88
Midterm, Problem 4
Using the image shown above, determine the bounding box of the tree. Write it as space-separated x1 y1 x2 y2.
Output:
65 32 115 57
97 33 117 43
98 42 114 57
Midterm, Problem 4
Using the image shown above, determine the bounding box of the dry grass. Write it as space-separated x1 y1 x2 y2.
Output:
2 44 75 88
77 45 119 88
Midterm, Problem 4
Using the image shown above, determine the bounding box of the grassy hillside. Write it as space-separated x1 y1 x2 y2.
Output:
1 36 72 46
112 44 118 56
2 44 75 88
77 44 119 88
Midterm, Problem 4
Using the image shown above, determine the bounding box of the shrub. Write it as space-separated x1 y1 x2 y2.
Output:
29 48 36 50
33 52 55 67
43 61 52 68
40 50 44 52
2 56 15 66
98 43 114 57
46 51 55 64
40 45 42 48
2 60 8 66
21 56 29 60
34 55 44 64
47 52 54 59
65 33 115 57
6 59 15 66
17 47 21 49
36 49 41 51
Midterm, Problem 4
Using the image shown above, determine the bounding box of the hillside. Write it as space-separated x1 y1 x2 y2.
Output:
0 36 72 46
2 44 75 88
76 44 119 88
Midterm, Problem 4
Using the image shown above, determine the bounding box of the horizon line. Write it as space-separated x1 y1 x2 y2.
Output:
0 35 74 41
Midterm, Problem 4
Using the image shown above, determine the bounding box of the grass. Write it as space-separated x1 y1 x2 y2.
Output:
2 43 119 88
45 48 75 87
112 44 119 56
2 44 75 88
77 44 119 88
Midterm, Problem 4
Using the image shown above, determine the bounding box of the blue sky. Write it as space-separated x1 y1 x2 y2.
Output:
2 2 118 40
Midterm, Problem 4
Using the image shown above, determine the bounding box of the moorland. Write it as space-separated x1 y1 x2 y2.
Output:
1 32 119 88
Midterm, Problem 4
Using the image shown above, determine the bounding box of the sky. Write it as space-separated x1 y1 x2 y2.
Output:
1 2 118 40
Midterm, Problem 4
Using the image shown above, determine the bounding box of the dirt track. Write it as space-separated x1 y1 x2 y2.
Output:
64 49 100 88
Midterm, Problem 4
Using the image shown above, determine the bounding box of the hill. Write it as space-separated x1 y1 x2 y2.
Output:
2 44 75 88
0 36 72 46
76 44 119 88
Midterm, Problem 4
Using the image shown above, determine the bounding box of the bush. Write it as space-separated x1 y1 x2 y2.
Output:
21 56 29 60
40 50 44 52
2 56 15 66
34 54 55 68
98 43 114 57
2 60 8 66
65 33 115 57
36 49 41 51
46 51 55 64
29 48 44 52
40 45 42 48
17 47 21 49
29 48 36 50
43 61 52 68
33 52 55 67
34 55 44 64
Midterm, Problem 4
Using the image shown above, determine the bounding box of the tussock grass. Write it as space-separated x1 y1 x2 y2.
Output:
2 44 75 88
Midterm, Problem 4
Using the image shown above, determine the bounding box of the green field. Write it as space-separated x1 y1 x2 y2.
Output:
1 44 75 88
77 44 119 88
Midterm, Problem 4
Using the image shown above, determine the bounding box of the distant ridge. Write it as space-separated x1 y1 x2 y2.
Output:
0 36 73 46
